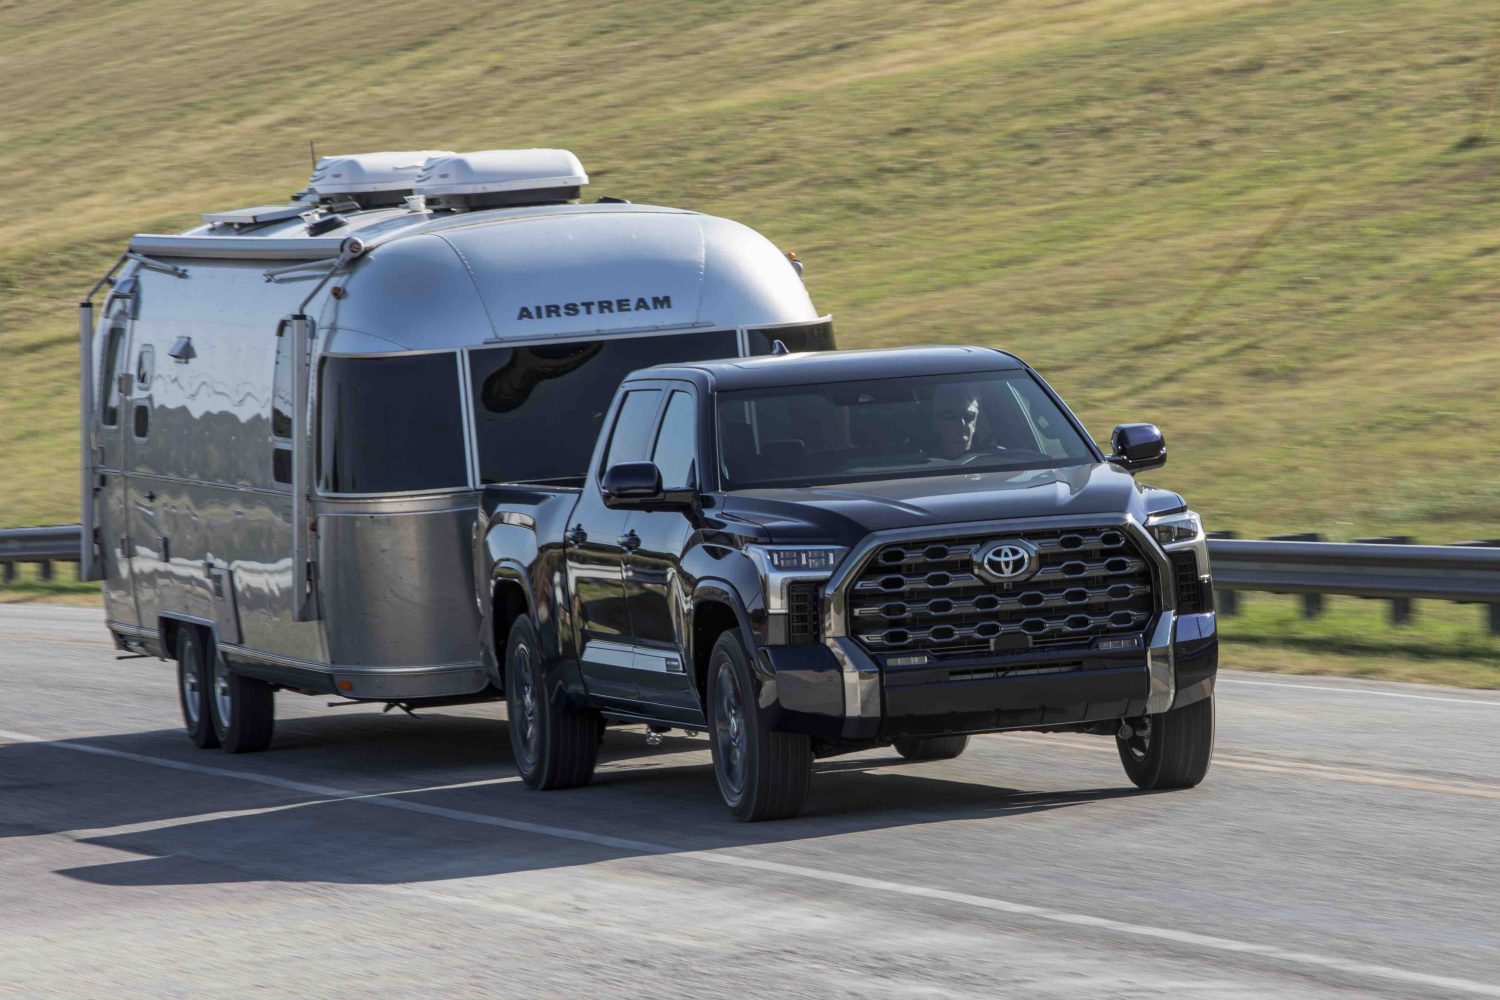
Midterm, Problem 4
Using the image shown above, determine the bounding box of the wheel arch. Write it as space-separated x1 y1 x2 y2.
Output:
158 612 217 662
487 562 535 688
690 580 761 708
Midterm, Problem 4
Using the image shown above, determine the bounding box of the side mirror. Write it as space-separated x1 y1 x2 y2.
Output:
1108 423 1166 471
601 462 697 510
601 461 662 507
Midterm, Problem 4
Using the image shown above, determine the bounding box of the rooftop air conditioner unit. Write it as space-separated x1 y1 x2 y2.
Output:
413 149 588 211
307 150 454 208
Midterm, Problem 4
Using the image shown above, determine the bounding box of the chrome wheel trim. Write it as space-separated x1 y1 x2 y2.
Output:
513 642 539 765
180 645 201 729
713 660 746 798
211 650 233 729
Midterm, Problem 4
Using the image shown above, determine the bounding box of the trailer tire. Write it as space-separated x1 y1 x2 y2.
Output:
208 644 275 754
894 734 969 761
1117 694 1214 790
708 631 812 822
176 627 219 749
506 614 599 790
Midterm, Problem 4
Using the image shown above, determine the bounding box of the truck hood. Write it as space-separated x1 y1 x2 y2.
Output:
721 462 1184 544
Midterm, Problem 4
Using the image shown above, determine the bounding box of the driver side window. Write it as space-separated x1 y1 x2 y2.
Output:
651 390 697 490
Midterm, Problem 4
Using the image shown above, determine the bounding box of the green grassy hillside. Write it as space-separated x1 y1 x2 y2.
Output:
3 0 1497 541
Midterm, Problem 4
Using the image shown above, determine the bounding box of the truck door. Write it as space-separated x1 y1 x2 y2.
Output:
93 306 139 628
568 387 662 705
623 387 702 716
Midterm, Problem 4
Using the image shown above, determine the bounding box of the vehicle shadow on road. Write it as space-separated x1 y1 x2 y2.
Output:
1 710 1153 890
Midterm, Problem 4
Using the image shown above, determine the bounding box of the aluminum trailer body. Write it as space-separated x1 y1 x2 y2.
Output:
80 149 831 713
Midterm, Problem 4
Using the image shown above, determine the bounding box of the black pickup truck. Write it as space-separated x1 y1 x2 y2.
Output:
476 347 1217 820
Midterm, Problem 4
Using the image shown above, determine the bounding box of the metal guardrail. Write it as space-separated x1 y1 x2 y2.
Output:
4 523 1499 632
1207 532 1500 634
0 525 83 582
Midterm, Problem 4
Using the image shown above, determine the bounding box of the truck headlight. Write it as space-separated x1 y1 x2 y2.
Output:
746 545 848 614
757 546 847 572
1146 510 1203 548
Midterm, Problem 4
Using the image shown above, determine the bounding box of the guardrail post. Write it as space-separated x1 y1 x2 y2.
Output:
1354 536 1413 625
1268 533 1324 618
2 562 14 585
38 559 53 582
1455 540 1500 635
1206 530 1238 616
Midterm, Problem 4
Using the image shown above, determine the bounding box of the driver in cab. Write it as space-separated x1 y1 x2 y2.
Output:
928 383 984 460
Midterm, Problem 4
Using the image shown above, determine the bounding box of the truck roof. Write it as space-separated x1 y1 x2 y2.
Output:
634 346 1027 390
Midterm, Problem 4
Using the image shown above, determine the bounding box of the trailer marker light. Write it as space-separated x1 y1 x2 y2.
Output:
337 679 354 692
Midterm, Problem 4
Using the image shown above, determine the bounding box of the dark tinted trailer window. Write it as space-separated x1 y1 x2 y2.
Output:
746 320 835 356
318 353 468 494
469 330 738 484
99 325 127 427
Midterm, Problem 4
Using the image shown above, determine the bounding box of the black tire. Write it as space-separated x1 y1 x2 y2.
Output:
506 614 599 790
176 627 219 749
894 734 969 762
1117 695 1214 790
708 631 812 822
208 639 275 754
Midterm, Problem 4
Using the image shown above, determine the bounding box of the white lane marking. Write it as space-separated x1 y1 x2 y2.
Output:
4 728 1499 997
1220 677 1500 707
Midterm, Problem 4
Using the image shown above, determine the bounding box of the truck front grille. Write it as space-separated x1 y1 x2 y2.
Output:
846 525 1157 659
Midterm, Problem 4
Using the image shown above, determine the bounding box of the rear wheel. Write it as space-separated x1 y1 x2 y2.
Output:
176 627 219 749
506 614 599 790
1117 695 1214 789
208 642 275 754
894 734 969 761
708 631 812 821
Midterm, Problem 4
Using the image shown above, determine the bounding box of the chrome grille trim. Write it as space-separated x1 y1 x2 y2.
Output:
837 519 1161 659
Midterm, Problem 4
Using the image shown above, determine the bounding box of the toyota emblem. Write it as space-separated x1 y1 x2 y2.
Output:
976 539 1038 583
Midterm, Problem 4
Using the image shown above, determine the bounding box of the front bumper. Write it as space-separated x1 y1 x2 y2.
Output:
759 610 1217 740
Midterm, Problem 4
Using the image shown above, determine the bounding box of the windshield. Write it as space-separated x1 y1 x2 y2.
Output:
716 371 1096 490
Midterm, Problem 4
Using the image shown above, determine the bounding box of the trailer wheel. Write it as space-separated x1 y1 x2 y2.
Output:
1117 694 1214 790
506 614 599 790
176 627 219 749
208 644 275 754
708 631 812 822
893 734 969 761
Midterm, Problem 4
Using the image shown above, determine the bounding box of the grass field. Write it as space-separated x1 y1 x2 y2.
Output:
2 2 1497 534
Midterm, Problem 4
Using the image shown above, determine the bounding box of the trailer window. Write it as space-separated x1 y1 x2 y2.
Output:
99 324 127 427
746 320 835 356
318 353 468 494
469 330 738 484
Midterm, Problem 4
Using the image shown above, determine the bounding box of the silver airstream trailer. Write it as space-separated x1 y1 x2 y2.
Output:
78 148 833 751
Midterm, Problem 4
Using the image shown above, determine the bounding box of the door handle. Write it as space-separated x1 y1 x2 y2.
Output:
618 530 641 552
565 525 588 546
143 491 156 502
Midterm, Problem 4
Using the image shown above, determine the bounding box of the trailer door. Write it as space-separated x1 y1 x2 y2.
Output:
93 305 141 629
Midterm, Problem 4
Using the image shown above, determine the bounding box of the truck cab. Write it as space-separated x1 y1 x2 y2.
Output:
478 346 1218 821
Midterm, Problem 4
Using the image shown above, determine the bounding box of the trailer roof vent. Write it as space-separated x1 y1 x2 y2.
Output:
201 204 310 227
307 150 454 208
414 149 588 211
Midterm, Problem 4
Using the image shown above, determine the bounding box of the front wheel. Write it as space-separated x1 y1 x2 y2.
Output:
708 631 812 821
1117 695 1214 790
506 614 599 790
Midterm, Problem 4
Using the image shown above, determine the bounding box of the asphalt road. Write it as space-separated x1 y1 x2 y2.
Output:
2 604 1498 999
